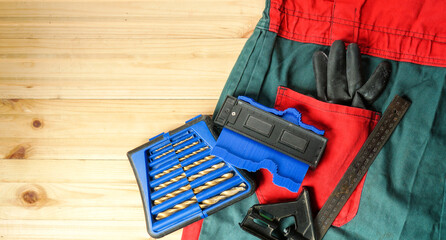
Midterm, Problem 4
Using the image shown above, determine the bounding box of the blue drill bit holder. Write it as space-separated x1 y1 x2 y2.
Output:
127 115 255 238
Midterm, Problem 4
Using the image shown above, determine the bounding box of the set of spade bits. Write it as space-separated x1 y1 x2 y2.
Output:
128 115 254 238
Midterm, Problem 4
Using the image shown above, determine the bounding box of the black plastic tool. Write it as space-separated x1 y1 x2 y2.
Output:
240 189 315 240
214 96 327 168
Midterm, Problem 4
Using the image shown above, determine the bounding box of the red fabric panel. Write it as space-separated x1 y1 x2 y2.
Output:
181 219 203 240
255 86 380 227
269 0 446 67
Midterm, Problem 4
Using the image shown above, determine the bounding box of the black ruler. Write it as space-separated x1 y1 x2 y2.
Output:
314 95 411 240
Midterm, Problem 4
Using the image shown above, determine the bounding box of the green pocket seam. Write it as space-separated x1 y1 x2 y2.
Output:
440 176 446 240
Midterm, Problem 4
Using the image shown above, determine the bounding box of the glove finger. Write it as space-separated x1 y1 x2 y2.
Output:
327 40 350 104
353 61 391 108
312 51 329 102
346 43 363 97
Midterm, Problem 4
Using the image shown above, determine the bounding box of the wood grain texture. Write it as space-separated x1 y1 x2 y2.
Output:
0 99 217 160
1 220 177 240
0 39 245 99
0 0 264 239
0 1 260 39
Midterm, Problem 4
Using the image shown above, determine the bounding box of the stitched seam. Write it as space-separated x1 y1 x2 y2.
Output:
362 46 446 61
329 0 336 42
270 1 446 40
256 181 267 204
352 8 359 42
440 177 446 240
278 30 445 66
275 32 329 45
270 5 446 44
270 23 330 40
270 1 333 20
364 47 445 64
278 87 380 120
272 30 446 65
279 87 285 107
272 12 331 24
279 93 380 121
275 88 281 108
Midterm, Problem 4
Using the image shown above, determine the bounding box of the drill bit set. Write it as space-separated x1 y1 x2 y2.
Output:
127 115 255 238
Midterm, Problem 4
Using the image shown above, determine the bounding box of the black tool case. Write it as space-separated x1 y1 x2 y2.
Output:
127 115 255 238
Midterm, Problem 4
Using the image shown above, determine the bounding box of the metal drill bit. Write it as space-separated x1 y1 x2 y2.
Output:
183 155 216 171
153 185 192 205
187 162 226 182
192 173 233 194
153 143 172 153
172 135 194 147
154 148 175 160
175 141 200 154
152 135 193 154
154 164 182 179
178 146 209 162
155 196 198 220
198 183 246 209
153 173 186 191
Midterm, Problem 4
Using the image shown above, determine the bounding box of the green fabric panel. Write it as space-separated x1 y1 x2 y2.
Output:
325 63 446 240
213 30 323 114
199 194 260 240
203 27 446 240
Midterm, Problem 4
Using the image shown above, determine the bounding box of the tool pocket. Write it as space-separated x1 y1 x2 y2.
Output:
258 86 382 227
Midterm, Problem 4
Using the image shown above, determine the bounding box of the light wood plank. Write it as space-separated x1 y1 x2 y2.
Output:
0 0 262 39
1 196 144 221
0 39 247 99
0 38 246 54
0 0 262 17
0 77 226 100
0 159 182 239
0 99 217 115
0 16 259 39
0 114 209 138
0 159 181 238
0 182 143 207
0 137 149 160
0 99 217 159
1 220 181 240
0 182 142 209
0 159 135 183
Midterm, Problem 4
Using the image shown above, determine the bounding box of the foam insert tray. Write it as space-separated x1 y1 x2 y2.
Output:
127 115 255 238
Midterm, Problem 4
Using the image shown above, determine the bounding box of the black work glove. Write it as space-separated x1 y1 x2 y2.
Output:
312 40 391 109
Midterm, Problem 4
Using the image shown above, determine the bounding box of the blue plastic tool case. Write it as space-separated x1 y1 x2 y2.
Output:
127 115 255 238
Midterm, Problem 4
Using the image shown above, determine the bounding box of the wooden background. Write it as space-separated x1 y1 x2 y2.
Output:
0 0 263 239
